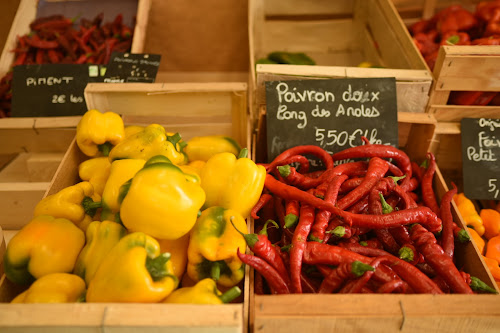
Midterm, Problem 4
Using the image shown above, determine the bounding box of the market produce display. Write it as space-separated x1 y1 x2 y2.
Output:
0 13 134 117
408 1 500 105
454 192 500 287
2 109 267 304
245 143 497 295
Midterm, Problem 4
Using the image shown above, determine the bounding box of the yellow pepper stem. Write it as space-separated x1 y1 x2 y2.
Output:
211 262 221 282
81 196 102 217
146 253 177 282
98 142 113 157
219 286 242 303
458 229 471 243
238 148 248 158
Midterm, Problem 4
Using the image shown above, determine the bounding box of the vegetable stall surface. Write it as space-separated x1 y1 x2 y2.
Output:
246 141 498 295
0 13 134 117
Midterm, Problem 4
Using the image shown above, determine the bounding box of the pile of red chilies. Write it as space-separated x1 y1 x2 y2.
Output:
237 141 497 295
0 13 134 117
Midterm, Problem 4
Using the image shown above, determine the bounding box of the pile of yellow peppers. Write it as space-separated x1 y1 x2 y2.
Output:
454 193 500 287
4 109 266 304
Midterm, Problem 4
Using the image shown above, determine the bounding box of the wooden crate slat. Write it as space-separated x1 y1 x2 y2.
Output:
263 0 353 17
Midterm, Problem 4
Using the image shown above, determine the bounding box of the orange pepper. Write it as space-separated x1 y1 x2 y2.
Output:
468 227 485 255
481 209 500 240
482 255 500 281
455 193 485 236
485 235 500 265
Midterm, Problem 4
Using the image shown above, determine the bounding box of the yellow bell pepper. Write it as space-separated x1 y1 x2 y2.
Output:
200 148 266 219
157 233 190 279
100 158 145 222
108 124 187 165
119 156 205 240
455 193 485 236
163 278 241 304
86 232 178 302
33 181 101 232
76 109 125 157
187 206 247 288
4 215 85 285
185 135 241 162
124 125 145 138
78 157 111 196
11 273 86 303
187 160 206 176
74 220 127 285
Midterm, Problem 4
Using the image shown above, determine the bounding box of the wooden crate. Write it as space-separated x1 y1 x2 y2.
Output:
0 82 249 333
426 46 500 188
249 165 500 333
249 0 433 121
0 117 77 244
131 0 249 83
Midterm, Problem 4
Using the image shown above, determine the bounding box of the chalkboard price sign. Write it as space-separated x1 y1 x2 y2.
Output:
11 64 106 117
104 52 161 83
265 78 398 164
461 118 500 200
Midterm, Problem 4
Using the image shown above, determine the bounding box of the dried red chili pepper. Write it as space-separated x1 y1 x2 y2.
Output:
25 35 59 49
237 249 290 294
410 224 473 294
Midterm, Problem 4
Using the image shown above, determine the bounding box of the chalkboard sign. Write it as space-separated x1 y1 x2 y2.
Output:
461 118 500 200
11 64 106 117
104 52 161 83
265 78 398 165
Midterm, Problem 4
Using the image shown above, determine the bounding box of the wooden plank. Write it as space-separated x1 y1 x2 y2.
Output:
0 226 4 277
430 106 500 122
130 0 151 53
0 303 243 333
263 0 353 16
0 182 48 230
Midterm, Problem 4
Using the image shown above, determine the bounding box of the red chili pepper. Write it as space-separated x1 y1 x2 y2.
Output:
318 261 374 293
232 219 291 288
411 161 423 183
376 280 408 293
251 193 273 219
440 182 458 259
284 199 299 228
449 91 498 105
331 144 412 191
410 224 473 294
13 52 27 66
436 5 478 34
337 157 389 210
254 271 265 295
310 174 348 241
440 31 471 45
274 197 293 246
409 19 434 35
121 24 133 40
421 152 440 217
339 177 363 194
237 249 290 294
25 35 59 49
267 145 334 173
471 36 500 45
412 31 439 56
475 0 500 22
35 49 44 64
81 25 97 44
104 37 119 64
398 243 423 265
31 17 73 32
290 200 315 293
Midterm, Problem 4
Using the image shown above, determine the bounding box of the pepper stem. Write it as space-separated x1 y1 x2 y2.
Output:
219 286 242 303
389 175 406 185
278 165 291 177
458 229 471 243
81 196 102 217
351 261 375 277
211 262 221 281
259 219 279 236
379 193 393 214
284 213 298 228
98 142 113 157
230 218 258 248
238 148 248 159
469 276 498 294
146 252 176 282
398 246 414 263
326 226 345 238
